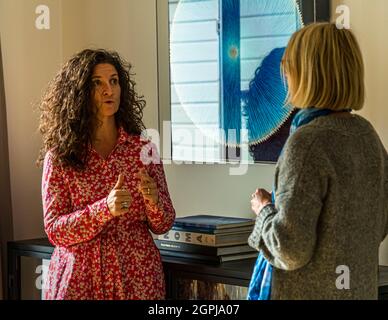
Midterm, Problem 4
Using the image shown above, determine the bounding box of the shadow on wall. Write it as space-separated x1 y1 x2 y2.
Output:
0 37 14 299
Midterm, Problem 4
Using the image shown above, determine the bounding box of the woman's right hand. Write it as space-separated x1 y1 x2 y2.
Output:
251 188 272 216
107 174 132 217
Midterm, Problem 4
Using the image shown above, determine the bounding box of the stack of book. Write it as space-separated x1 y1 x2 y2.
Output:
154 215 258 264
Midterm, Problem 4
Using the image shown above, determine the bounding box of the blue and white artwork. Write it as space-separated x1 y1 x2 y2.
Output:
169 0 303 163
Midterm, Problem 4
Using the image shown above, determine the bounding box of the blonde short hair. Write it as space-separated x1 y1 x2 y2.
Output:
282 22 365 111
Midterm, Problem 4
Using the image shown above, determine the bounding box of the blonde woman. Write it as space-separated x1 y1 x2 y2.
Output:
248 23 388 300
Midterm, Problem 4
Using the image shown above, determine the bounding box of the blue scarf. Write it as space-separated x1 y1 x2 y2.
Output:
247 107 349 300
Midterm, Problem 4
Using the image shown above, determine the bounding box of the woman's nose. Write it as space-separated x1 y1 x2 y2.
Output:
102 83 113 96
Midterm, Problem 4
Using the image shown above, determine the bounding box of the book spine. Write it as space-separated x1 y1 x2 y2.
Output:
173 223 217 230
171 225 217 234
158 229 217 246
159 250 221 263
155 240 218 255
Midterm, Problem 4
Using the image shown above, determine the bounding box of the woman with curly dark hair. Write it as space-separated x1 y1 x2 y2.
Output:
37 49 175 300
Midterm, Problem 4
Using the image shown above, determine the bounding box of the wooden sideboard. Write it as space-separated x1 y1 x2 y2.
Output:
7 238 388 300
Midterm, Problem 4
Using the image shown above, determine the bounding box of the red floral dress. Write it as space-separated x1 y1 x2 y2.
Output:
41 127 175 299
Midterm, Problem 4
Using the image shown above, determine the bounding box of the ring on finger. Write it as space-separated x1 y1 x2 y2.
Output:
121 201 129 209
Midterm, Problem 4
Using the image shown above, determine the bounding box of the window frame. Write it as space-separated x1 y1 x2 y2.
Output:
156 0 331 164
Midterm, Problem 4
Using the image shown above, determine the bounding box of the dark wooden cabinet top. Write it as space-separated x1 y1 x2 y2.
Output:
7 237 388 287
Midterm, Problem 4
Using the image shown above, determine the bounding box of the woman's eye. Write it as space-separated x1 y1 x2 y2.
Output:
110 78 118 85
92 80 101 86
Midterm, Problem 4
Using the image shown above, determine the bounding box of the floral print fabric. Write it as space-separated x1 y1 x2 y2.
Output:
41 127 175 299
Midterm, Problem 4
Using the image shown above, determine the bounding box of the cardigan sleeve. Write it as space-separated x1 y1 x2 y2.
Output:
42 152 114 247
248 134 328 271
141 144 176 235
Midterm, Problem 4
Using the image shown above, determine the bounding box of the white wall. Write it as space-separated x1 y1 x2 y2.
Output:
0 0 63 241
0 0 63 299
61 0 159 130
332 0 388 149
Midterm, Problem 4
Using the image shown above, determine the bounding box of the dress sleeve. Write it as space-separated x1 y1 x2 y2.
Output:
141 144 176 235
42 152 114 247
248 134 328 271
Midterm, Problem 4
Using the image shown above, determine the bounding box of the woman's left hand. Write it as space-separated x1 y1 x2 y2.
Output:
137 169 159 206
251 188 272 216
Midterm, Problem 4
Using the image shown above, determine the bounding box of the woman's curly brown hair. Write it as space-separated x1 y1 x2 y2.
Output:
37 49 146 170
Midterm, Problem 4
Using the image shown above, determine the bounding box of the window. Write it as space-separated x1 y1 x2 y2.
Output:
169 0 221 163
161 0 330 163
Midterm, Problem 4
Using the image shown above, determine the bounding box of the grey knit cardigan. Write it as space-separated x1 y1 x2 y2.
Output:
248 114 388 300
